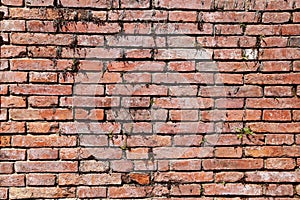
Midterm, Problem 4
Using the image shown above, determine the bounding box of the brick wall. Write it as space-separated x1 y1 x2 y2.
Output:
0 0 300 199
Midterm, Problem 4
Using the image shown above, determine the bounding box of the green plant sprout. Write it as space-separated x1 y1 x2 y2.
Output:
236 127 255 139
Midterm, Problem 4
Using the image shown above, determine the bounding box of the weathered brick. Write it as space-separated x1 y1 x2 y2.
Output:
12 135 76 147
154 172 213 183
26 174 56 186
58 173 121 185
77 187 107 198
203 184 262 196
203 159 263 170
15 161 78 172
0 175 24 186
9 187 76 199
28 148 59 160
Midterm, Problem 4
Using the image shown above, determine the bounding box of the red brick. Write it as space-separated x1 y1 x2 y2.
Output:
264 86 293 97
260 48 300 60
111 160 134 172
9 187 76 199
75 72 122 83
0 149 26 161
28 148 58 160
248 0 295 10
203 12 259 23
1 45 27 58
205 134 241 146
171 184 201 196
215 147 242 158
246 25 282 36
11 84 72 95
123 23 151 34
215 74 243 84
26 174 56 186
247 98 300 108
80 148 123 160
60 0 117 8
169 11 197 22
27 122 58 133
0 163 13 174
282 24 300 35
77 187 107 198
294 12 300 22
128 135 171 147
109 186 152 198
203 159 263 170
153 0 211 9
0 175 24 186
0 96 26 108
27 20 56 32
246 73 300 84
170 110 198 121
153 147 213 159
29 72 57 83
249 122 300 133
154 98 213 109
244 110 262 121
263 110 291 121
245 171 300 182
1 0 23 6
11 59 62 71
28 46 57 58
15 161 78 173
170 160 201 171
168 61 195 72
215 25 243 35
203 184 262 196
121 0 149 8
26 0 53 6
263 12 291 23
212 0 242 9
201 86 262 97
245 146 300 157
0 122 25 133
154 122 214 134
215 98 244 109
154 172 213 183
0 109 7 121
107 84 167 96
215 172 244 182
266 134 294 145
108 61 165 72
265 184 294 196
293 110 300 121
173 135 203 146
75 109 104 121
127 173 150 185
79 161 109 172
122 73 151 83
73 84 104 95
0 60 9 71
0 72 27 83
261 37 288 47
12 135 76 147
58 173 121 185
10 108 73 121
28 96 58 107
265 158 295 170
202 110 244 122
79 135 107 146
0 136 11 147
127 148 149 160
0 20 25 31
12 33 72 45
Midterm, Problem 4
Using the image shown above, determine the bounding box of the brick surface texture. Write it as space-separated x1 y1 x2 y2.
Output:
0 0 300 199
